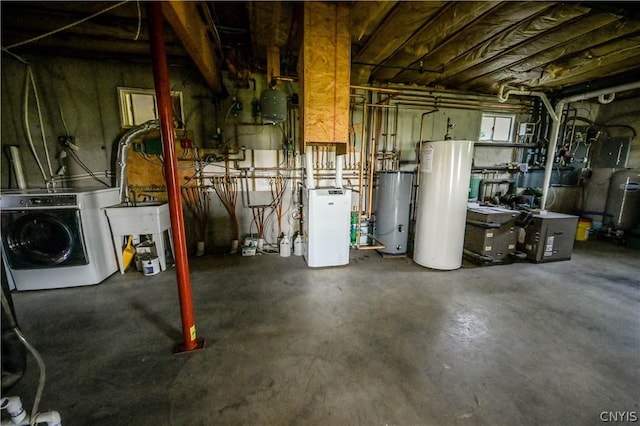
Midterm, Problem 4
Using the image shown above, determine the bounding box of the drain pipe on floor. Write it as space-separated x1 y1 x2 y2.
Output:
148 2 203 353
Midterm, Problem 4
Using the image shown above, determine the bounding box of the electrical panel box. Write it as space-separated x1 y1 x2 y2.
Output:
518 122 536 144
517 212 578 263
464 206 519 263
595 137 631 168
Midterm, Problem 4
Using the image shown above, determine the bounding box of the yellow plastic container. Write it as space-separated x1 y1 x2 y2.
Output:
575 218 592 241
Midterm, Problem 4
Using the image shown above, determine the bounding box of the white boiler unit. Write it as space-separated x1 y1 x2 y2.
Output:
302 188 351 267
413 140 474 270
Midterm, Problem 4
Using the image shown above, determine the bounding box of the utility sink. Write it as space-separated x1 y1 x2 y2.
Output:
103 202 170 235
103 202 174 274
107 201 164 208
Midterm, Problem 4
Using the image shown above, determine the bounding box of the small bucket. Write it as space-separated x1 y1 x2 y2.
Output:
140 254 161 276
575 218 592 242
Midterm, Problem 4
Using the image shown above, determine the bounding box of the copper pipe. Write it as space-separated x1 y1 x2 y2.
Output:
366 104 377 220
350 85 400 94
357 101 367 247
148 2 201 353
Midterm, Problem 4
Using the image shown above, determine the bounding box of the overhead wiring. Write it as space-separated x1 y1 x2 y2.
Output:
3 1 129 50
134 0 142 41
23 66 51 184
1 47 29 64
28 68 54 178
65 147 110 187
50 70 71 137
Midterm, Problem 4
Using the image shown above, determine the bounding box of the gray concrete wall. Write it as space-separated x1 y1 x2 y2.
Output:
582 96 640 218
4 54 637 245
1 55 219 189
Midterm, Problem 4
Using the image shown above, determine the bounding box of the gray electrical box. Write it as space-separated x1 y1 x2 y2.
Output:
595 137 631 168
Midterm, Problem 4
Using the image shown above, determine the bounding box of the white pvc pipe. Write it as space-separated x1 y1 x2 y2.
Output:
0 396 26 424
7 146 28 189
497 84 558 122
23 67 48 183
304 150 315 189
560 81 640 104
539 101 565 211
335 154 344 188
0 411 62 426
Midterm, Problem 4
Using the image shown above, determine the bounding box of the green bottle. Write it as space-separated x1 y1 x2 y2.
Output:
350 209 359 246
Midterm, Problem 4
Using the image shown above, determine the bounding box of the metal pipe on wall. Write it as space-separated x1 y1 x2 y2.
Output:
357 100 367 222
367 103 378 220
540 81 640 210
147 2 202 353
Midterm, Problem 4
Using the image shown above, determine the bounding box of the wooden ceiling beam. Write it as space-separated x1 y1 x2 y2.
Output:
1 33 188 58
402 3 591 87
350 1 397 44
249 2 292 47
161 1 222 93
541 57 640 91
371 1 502 82
454 12 623 91
535 42 640 88
351 1 445 84
372 2 553 84
465 22 640 92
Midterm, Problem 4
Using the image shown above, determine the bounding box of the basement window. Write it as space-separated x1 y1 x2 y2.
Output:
118 87 184 128
479 113 514 142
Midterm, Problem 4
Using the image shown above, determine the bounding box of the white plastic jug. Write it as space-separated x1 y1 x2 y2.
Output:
293 234 303 256
279 235 291 257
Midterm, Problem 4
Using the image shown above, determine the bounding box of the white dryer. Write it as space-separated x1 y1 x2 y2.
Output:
0 188 119 290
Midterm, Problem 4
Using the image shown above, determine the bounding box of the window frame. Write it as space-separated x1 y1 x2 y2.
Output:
117 87 184 128
479 113 515 143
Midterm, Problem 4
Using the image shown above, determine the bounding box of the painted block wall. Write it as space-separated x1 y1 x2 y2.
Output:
15 54 631 251
1 55 222 189
582 96 640 217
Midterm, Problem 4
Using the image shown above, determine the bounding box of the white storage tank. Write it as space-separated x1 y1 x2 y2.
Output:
604 169 640 231
413 140 474 270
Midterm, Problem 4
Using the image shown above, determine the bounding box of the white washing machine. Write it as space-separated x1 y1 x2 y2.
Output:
0 187 119 290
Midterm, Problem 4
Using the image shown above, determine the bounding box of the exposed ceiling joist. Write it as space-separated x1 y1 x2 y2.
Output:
161 1 222 93
2 1 639 99
462 17 640 92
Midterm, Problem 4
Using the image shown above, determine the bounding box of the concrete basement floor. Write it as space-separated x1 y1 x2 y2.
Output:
3 240 639 425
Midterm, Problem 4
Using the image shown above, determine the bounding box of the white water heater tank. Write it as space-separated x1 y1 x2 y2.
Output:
413 140 474 270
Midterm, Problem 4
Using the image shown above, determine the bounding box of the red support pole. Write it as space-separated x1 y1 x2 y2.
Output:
147 2 203 353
